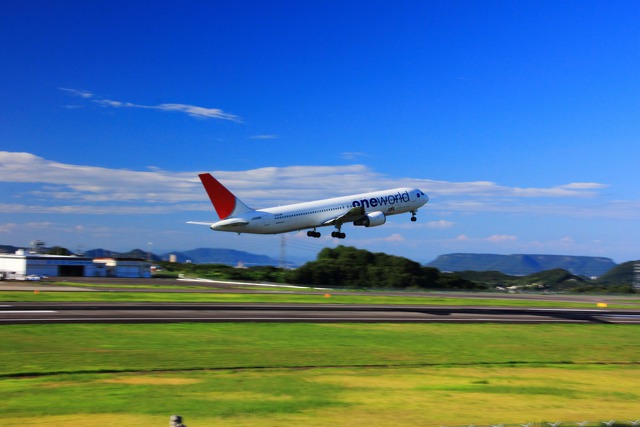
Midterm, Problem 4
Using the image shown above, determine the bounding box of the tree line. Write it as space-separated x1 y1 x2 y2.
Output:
286 246 480 290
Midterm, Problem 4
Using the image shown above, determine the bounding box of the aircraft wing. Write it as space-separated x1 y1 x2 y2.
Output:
322 206 366 226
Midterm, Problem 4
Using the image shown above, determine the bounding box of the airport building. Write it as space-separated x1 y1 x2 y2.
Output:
92 257 152 278
0 250 151 280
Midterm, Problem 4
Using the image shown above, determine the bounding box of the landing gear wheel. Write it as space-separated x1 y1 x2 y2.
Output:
411 216 417 222
331 231 346 239
307 230 321 238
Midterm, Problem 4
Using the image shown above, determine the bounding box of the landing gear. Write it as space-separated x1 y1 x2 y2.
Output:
307 230 321 238
410 211 417 222
306 227 346 239
331 225 346 239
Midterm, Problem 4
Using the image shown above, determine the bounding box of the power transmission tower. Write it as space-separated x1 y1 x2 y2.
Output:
279 235 286 269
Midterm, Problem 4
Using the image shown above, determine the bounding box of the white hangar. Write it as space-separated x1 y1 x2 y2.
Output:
0 250 151 280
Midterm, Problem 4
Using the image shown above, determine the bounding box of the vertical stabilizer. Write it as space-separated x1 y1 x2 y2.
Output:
198 173 253 219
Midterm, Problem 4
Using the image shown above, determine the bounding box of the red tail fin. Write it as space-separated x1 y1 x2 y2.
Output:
198 173 251 220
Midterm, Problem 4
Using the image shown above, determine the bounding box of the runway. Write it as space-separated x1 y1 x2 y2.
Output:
1 302 640 324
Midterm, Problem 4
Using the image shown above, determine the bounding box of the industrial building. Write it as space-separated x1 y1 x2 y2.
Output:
0 250 151 280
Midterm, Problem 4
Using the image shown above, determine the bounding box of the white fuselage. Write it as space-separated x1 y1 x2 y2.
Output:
210 187 428 234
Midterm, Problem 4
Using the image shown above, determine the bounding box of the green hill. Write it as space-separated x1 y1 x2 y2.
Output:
595 260 639 286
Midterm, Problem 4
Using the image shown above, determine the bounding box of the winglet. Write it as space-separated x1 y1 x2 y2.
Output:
198 173 252 219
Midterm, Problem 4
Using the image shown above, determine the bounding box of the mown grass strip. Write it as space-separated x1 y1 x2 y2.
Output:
2 289 637 308
1 323 639 377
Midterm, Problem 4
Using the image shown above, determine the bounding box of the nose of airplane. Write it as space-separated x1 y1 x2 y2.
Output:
417 190 429 205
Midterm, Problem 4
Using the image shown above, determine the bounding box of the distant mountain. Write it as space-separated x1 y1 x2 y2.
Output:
81 247 278 266
3 242 624 275
427 253 617 277
0 245 20 254
162 248 279 266
83 248 161 261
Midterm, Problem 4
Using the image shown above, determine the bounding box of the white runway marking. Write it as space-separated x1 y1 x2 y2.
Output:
1 310 57 314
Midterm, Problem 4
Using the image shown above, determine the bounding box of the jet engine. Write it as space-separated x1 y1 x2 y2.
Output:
353 211 386 227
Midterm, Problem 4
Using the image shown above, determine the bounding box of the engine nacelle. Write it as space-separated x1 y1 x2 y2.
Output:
353 211 386 227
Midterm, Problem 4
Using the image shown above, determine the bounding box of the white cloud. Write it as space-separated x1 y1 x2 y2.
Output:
249 135 278 139
422 179 608 198
381 233 406 242
427 220 455 229
26 222 54 229
0 163 196 209
448 234 517 244
0 151 635 220
486 234 518 243
0 223 17 233
0 202 204 215
350 233 408 248
59 88 94 98
341 152 368 160
61 88 241 122
153 103 241 121
559 183 608 190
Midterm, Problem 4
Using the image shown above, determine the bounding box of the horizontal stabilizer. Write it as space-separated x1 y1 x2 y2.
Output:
210 217 250 230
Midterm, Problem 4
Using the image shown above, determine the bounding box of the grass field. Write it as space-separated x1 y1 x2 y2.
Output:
3 287 640 308
1 321 640 426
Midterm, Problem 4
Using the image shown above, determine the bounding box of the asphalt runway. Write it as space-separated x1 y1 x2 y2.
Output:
1 302 640 324
2 278 640 324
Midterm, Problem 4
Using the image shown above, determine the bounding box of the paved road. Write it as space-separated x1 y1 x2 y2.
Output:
1 302 639 324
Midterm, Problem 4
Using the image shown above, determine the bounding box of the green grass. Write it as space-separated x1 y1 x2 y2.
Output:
1 370 346 418
1 323 640 426
3 365 638 427
2 286 640 426
2 288 639 308
2 323 639 377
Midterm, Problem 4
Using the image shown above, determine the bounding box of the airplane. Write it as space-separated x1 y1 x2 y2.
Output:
188 173 429 239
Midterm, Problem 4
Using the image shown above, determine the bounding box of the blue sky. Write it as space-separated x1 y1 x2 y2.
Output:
1 1 639 264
